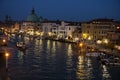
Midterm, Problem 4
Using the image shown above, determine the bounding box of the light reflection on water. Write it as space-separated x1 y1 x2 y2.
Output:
76 55 92 80
102 65 111 80
1 37 114 80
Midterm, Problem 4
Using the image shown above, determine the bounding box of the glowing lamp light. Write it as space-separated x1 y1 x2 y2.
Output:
5 53 9 57
5 52 10 72
103 39 109 44
41 32 44 36
36 31 40 35
96 40 102 44
1 28 4 30
79 43 83 47
3 39 6 43
69 35 72 38
88 36 91 40
117 26 120 29
48 32 52 36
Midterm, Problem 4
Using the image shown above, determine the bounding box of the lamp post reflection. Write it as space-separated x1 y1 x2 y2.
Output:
5 52 9 72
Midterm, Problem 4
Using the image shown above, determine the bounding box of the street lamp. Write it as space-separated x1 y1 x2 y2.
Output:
79 42 83 47
88 36 92 40
48 32 52 36
2 39 6 43
5 52 9 72
96 40 102 44
82 33 88 39
103 39 109 44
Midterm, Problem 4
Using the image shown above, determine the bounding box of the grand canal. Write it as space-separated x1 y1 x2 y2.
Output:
0 35 120 80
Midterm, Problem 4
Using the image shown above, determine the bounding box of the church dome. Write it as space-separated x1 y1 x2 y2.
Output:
27 8 38 22
27 14 38 22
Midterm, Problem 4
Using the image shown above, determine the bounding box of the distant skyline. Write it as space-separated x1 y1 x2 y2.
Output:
0 0 120 21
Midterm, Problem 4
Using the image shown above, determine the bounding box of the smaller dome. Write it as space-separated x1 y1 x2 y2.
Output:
39 16 43 22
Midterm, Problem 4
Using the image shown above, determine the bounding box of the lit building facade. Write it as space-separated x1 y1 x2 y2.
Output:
107 22 120 44
81 19 115 41
41 21 80 39
41 21 60 37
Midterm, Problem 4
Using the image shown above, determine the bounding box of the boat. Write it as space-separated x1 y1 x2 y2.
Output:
16 42 26 51
86 52 104 57
106 57 120 66
99 56 120 66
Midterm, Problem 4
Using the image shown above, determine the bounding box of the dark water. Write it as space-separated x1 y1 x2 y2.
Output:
0 36 119 80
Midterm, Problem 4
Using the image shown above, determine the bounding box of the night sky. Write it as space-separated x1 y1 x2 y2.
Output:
0 0 120 21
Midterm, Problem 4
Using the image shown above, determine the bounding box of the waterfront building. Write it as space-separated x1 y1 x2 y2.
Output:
0 18 20 34
41 21 60 37
81 19 115 42
72 27 82 42
21 21 36 35
65 21 81 40
107 22 120 44
41 21 81 40
11 22 20 33
57 21 69 38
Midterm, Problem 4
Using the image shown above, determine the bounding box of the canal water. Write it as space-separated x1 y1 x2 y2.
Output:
0 35 120 80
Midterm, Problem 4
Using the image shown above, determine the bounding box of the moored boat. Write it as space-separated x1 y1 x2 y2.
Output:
99 56 120 66
86 52 104 57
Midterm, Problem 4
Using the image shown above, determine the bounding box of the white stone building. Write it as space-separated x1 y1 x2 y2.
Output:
40 21 60 37
41 21 81 39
